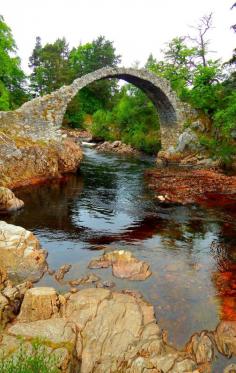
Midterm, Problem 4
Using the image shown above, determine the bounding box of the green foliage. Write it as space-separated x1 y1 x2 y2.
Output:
91 86 161 154
66 36 121 123
188 62 223 114
29 37 71 96
145 29 235 162
214 91 236 136
199 134 236 165
0 340 59 373
146 38 197 98
0 15 26 110
91 109 114 140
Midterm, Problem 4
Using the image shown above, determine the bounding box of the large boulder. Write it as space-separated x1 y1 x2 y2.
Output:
0 221 48 283
88 250 152 281
62 288 196 373
175 128 201 153
0 187 24 213
185 331 215 364
57 139 83 173
0 286 204 372
0 135 83 189
214 321 236 357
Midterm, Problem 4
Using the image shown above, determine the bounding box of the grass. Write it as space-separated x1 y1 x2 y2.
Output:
0 340 60 373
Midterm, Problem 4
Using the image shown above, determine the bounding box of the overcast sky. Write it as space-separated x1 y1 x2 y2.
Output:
1 0 235 73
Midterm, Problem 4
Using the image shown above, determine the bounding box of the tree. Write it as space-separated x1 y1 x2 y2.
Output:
146 37 197 98
69 36 121 110
29 37 71 96
28 36 43 96
64 36 121 126
188 13 214 67
0 15 26 110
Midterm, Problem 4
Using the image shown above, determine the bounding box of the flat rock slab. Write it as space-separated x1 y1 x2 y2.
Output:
8 318 77 345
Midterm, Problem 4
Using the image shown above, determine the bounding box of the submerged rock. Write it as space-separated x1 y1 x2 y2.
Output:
68 273 100 287
0 187 24 213
54 264 72 282
0 221 48 283
88 250 152 280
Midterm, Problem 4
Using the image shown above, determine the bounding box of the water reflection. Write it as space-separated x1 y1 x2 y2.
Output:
5 148 236 352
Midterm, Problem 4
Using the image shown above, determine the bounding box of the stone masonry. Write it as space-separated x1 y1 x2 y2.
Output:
0 67 195 149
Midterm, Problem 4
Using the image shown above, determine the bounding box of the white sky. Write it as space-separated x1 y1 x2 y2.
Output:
1 0 235 73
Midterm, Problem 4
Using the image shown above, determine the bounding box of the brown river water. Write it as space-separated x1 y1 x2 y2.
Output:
5 147 236 371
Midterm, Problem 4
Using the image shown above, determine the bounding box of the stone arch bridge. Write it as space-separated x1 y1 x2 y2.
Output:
0 67 194 150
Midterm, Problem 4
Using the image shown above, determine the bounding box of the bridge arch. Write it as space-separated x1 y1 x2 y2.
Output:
1 67 191 149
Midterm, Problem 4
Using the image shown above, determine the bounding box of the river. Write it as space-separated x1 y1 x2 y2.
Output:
5 147 236 370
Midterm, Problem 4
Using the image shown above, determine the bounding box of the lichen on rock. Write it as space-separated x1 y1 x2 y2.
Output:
0 221 48 283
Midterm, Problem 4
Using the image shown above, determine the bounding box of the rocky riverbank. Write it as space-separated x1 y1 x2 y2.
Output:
0 127 83 189
146 168 236 206
0 220 235 372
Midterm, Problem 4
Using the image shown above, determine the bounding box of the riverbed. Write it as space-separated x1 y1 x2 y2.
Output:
5 147 236 369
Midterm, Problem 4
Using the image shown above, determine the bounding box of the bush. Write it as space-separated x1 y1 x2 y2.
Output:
90 86 161 154
199 135 236 165
213 91 236 137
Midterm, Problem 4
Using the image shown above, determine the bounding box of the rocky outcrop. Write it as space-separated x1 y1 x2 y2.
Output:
0 133 83 189
62 288 170 373
0 187 24 213
0 221 48 283
88 250 152 280
0 285 236 371
96 141 139 155
57 139 83 173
